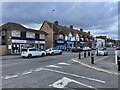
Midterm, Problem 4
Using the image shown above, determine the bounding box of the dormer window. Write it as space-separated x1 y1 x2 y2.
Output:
58 34 64 39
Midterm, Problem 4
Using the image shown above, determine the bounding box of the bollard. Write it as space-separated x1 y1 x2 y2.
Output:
117 56 120 71
96 51 98 56
91 53 94 64
79 51 81 59
88 51 90 56
84 51 86 58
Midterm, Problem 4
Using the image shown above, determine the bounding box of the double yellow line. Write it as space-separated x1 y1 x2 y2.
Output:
71 58 120 76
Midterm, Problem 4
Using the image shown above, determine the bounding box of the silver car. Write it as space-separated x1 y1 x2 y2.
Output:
46 48 62 55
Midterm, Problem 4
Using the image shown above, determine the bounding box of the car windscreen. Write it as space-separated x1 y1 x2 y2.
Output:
29 49 37 51
22 49 27 52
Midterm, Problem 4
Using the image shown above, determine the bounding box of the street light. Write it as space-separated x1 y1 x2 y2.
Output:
52 9 55 48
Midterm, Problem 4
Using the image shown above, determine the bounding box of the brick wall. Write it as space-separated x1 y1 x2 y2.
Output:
40 22 53 49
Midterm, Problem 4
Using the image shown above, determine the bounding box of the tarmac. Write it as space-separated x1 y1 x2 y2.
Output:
1 51 120 75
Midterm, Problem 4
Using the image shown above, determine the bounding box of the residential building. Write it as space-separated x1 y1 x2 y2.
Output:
0 22 48 55
40 21 93 50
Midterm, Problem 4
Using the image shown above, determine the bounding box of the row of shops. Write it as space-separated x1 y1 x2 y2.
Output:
53 40 90 51
9 39 45 54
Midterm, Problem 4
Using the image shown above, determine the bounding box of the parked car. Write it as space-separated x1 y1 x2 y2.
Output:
116 47 120 57
21 48 46 58
83 47 91 51
45 48 62 55
91 47 97 50
96 47 108 56
71 47 82 52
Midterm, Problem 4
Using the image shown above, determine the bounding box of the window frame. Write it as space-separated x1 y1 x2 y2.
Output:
12 30 21 37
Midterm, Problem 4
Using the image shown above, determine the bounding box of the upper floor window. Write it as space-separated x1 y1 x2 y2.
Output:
0 31 5 36
68 36 72 41
58 34 64 39
39 34 45 39
26 32 35 38
12 30 20 37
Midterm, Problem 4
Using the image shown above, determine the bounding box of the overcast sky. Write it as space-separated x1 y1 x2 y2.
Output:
2 2 119 39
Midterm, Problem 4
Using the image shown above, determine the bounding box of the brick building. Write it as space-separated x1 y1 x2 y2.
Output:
0 22 47 55
40 21 94 50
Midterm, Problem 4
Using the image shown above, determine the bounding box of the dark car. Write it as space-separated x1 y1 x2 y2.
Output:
71 47 82 52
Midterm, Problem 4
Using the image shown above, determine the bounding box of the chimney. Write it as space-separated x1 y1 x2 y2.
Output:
80 28 83 32
88 31 90 34
70 25 73 29
54 21 58 25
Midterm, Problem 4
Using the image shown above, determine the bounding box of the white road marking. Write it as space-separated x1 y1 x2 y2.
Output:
57 62 70 65
42 68 105 83
46 65 62 68
35 68 44 72
95 56 109 62
4 75 18 80
49 77 95 88
22 70 32 75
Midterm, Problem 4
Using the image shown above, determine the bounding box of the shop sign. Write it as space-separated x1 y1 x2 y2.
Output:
66 41 74 44
55 40 65 44
38 41 45 44
80 42 84 44
26 40 35 43
12 39 26 43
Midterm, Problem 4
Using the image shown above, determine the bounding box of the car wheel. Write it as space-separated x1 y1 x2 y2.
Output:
28 54 32 59
104 53 106 56
42 53 45 57
60 52 62 55
51 52 54 56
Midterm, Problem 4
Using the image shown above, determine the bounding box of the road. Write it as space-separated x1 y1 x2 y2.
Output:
1 48 119 89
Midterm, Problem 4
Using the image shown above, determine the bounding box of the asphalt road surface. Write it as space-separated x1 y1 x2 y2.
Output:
1 48 119 89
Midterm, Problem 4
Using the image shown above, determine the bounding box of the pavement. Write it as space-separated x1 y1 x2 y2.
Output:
1 55 21 60
71 48 120 75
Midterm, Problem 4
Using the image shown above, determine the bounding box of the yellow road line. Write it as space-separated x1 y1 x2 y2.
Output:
71 58 120 76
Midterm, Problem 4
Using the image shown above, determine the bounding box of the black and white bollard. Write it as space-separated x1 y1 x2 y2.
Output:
84 51 86 58
88 51 90 56
117 56 120 71
91 53 94 64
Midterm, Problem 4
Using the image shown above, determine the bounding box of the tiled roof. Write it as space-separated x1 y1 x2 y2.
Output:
1 22 48 35
45 21 90 37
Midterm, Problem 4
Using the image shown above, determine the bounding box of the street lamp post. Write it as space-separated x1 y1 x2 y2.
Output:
52 10 55 48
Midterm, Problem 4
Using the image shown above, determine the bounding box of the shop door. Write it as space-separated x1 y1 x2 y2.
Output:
12 44 20 54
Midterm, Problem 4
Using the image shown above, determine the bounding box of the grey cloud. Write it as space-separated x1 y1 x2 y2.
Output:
2 2 118 39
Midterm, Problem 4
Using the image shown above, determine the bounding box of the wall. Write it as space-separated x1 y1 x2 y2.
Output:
40 22 53 49
0 45 7 56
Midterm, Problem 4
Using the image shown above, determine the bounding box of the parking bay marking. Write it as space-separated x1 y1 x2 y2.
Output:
57 62 70 66
22 70 32 75
41 68 105 83
46 65 62 68
4 75 18 80
49 77 95 88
